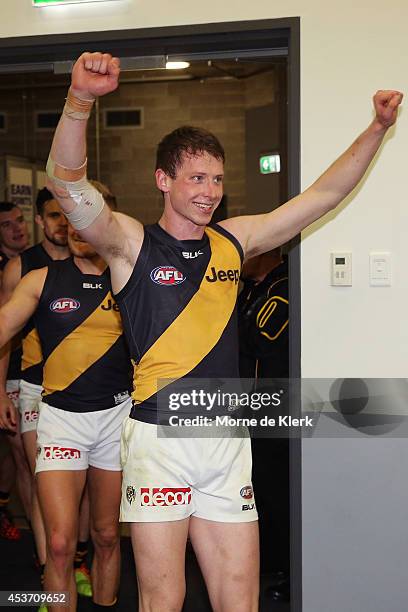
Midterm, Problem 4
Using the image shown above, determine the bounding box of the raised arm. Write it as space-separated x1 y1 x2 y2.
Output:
47 52 144 289
222 90 403 258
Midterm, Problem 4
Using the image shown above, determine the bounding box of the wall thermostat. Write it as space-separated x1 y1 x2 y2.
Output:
331 252 352 286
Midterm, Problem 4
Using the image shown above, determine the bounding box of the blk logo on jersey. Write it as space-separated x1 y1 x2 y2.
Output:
50 298 80 313
83 283 102 289
182 250 203 259
150 266 185 286
140 487 192 506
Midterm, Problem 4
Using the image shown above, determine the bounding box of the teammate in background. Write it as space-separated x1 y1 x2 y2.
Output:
0 202 29 275
47 52 402 612
0 189 94 601
238 248 290 600
0 184 118 606
0 201 30 541
0 217 131 611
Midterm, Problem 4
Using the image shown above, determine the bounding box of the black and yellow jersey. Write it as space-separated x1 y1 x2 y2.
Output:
20 243 57 385
35 257 131 412
115 223 243 423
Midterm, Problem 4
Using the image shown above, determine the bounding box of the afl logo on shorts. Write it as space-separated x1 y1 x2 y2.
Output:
240 486 253 500
50 298 80 313
150 266 185 286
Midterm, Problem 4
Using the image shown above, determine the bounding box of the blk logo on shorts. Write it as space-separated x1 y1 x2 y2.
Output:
23 410 39 423
150 266 185 286
240 486 253 500
42 446 81 460
140 487 192 506
50 298 80 313
242 503 255 511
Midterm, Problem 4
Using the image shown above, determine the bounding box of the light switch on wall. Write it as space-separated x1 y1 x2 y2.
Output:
369 252 391 286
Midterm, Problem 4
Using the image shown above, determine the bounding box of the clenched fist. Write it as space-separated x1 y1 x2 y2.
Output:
71 52 120 100
373 90 403 129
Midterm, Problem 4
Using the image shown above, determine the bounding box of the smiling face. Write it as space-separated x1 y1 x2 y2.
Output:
156 152 224 236
0 206 29 255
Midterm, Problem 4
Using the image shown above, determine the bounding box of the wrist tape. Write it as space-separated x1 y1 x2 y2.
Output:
63 88 95 121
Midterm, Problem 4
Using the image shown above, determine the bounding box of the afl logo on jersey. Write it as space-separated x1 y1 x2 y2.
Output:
50 298 80 313
150 266 185 286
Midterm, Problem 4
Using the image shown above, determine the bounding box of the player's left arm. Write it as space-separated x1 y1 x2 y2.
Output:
221 90 403 258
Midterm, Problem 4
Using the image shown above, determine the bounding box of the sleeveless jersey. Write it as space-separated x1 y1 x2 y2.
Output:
35 257 131 412
20 243 56 385
115 223 243 423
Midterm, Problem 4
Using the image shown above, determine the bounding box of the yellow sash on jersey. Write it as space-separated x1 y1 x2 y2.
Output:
21 328 42 371
42 292 122 395
132 227 241 404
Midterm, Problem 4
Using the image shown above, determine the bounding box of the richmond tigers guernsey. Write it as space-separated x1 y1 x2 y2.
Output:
115 223 243 423
20 243 59 385
34 257 131 412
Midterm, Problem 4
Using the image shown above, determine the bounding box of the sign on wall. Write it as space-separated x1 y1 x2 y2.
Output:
8 166 35 246
259 153 281 175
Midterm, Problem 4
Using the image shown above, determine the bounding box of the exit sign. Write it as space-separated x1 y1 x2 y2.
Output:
259 154 281 174
33 0 117 5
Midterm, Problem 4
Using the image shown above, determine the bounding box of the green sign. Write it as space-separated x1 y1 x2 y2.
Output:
33 0 115 5
259 154 281 175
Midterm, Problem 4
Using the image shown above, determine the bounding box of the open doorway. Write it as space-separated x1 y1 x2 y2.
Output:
0 18 301 611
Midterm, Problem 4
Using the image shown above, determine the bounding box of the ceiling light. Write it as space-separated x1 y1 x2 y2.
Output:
165 61 190 70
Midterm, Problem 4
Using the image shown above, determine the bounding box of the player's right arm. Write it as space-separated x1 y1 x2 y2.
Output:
47 52 144 292
0 268 45 351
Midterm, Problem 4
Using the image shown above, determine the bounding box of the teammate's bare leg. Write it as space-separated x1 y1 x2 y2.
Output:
87 466 122 605
23 429 46 565
37 469 86 612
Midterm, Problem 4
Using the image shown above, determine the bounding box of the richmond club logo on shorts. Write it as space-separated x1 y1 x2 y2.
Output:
150 266 185 286
140 487 192 507
42 446 81 460
126 486 136 505
50 298 80 313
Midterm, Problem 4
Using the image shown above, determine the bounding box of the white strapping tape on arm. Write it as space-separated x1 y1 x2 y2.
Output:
46 156 105 230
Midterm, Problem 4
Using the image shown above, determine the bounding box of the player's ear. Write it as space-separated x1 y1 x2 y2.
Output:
35 214 44 229
155 169 170 193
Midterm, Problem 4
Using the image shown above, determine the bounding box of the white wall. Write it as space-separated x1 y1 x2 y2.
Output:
3 0 407 376
3 2 408 611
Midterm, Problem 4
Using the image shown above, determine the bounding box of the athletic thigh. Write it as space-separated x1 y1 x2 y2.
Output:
87 466 121 531
36 470 87 544
189 517 259 612
130 519 189 611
